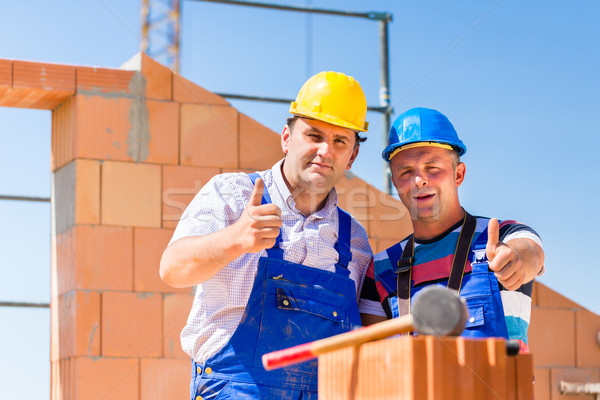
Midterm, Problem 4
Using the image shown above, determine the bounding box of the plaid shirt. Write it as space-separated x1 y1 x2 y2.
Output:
170 159 372 362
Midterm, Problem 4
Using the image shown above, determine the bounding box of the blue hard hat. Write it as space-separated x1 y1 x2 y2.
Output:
382 107 467 162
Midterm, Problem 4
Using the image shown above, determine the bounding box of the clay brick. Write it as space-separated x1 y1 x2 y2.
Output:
102 291 162 357
0 59 11 88
134 227 191 293
529 307 576 366
550 367 600 400
536 283 583 309
533 367 551 400
180 103 239 168
336 173 372 236
140 358 190 400
163 293 195 358
141 53 172 100
0 60 76 109
239 113 283 170
367 183 413 240
375 238 401 253
162 165 220 228
146 100 179 164
575 309 600 368
13 60 75 92
51 96 76 170
101 161 162 228
76 66 136 94
56 357 140 400
53 290 101 361
173 73 229 105
55 225 133 294
54 159 101 234
73 94 134 161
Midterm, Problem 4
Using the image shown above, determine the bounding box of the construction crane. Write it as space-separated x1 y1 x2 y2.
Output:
141 0 181 72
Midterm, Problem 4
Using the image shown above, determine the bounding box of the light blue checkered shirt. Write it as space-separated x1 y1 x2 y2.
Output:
170 159 372 362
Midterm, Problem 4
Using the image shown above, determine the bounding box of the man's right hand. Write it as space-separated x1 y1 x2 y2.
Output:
235 177 283 253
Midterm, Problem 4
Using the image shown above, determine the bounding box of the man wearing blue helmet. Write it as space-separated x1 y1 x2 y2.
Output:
359 107 545 352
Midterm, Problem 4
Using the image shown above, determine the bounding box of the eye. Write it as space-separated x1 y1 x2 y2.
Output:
334 138 347 145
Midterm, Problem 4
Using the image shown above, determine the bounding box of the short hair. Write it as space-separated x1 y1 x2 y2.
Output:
286 116 366 146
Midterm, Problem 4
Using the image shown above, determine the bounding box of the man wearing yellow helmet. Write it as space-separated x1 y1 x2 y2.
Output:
160 71 372 399
359 107 545 352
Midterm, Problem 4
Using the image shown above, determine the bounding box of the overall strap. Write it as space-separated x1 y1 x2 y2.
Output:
395 235 414 314
334 207 353 273
447 211 477 292
247 173 283 258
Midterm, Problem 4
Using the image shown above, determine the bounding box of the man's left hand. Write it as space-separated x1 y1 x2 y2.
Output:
485 218 526 290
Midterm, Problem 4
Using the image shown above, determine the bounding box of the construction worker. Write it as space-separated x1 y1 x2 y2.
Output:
160 71 372 399
359 107 545 352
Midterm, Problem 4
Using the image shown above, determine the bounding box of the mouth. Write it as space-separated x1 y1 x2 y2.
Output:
414 193 435 202
309 161 332 170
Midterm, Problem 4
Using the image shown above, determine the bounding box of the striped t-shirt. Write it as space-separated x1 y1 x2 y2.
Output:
358 215 543 351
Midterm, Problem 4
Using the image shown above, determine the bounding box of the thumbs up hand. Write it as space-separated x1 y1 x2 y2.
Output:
486 218 526 291
234 178 283 254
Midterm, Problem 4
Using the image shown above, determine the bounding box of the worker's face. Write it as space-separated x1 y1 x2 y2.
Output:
281 117 359 195
390 146 465 222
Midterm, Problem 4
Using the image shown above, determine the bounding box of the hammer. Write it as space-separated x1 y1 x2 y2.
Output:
262 286 468 370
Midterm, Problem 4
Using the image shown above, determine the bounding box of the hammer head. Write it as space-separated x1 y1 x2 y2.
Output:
412 286 468 336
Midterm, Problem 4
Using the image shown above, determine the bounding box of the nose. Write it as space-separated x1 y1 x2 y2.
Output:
316 141 332 158
414 175 428 187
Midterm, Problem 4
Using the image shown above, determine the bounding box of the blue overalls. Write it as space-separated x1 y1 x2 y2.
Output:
376 215 509 339
190 173 362 399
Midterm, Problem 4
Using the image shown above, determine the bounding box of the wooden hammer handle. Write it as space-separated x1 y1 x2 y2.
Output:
262 314 414 370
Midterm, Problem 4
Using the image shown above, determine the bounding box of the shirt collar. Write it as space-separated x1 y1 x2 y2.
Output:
271 158 338 218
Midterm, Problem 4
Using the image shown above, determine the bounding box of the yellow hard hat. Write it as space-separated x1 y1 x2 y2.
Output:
289 71 369 132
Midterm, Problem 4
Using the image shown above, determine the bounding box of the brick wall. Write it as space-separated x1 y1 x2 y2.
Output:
0 54 597 399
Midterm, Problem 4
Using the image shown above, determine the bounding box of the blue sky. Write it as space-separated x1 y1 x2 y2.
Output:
1 1 598 398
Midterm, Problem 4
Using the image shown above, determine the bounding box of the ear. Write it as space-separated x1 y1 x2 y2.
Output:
455 162 466 186
345 144 360 170
281 125 291 154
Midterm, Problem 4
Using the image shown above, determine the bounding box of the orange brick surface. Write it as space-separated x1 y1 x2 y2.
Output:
76 66 136 94
1 60 76 109
13 60 75 92
51 96 75 170
549 367 600 400
101 161 162 227
73 94 134 161
161 165 220 228
180 103 239 168
533 367 550 400
141 53 172 100
134 227 191 293
141 358 190 400
238 113 283 170
55 225 133 294
75 159 100 225
163 293 195 358
54 290 101 360
529 307 576 366
53 357 140 400
146 100 179 164
102 291 162 357
336 174 373 236
366 183 413 240
173 73 229 105
0 59 11 88
536 283 583 309
575 309 600 367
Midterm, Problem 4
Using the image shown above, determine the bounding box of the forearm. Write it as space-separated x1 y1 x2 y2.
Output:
159 225 246 288
506 238 545 283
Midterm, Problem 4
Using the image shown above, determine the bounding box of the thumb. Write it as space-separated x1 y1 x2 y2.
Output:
486 218 500 261
248 178 265 207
